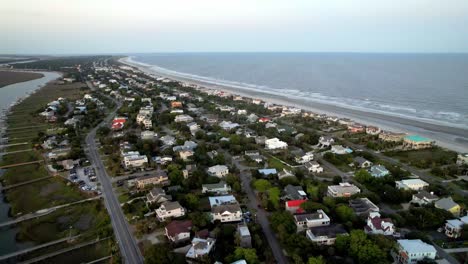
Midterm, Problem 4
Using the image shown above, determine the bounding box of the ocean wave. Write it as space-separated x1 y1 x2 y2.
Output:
130 56 468 129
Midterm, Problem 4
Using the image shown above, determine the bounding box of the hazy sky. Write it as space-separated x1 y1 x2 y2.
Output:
2 0 468 54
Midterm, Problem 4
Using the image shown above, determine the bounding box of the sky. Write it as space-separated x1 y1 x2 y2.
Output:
1 0 468 54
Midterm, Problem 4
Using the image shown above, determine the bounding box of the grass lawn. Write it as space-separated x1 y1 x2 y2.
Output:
267 156 288 171
385 147 457 169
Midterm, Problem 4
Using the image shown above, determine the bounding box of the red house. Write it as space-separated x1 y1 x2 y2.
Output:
259 117 271 123
112 117 127 130
285 199 307 213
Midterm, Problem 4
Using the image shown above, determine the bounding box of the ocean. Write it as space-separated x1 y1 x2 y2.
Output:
130 53 468 129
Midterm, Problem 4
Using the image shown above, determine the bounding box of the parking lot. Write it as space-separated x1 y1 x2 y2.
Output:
69 166 99 193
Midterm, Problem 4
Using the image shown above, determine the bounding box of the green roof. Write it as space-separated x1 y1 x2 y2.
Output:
404 135 432 142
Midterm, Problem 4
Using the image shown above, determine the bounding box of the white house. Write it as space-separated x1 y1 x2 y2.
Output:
207 165 229 178
186 238 216 260
295 151 314 164
211 203 243 223
123 154 148 169
141 131 156 140
305 161 324 173
294 210 330 231
306 224 348 246
364 212 396 236
396 179 429 191
444 215 468 238
327 183 361 198
318 136 334 148
331 145 352 155
174 114 194 123
265 138 288 150
219 121 240 130
156 201 186 221
202 181 231 194
396 239 436 264
411 191 439 205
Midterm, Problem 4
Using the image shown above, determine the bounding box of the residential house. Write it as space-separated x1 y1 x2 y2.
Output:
370 165 390 177
364 212 396 236
208 195 237 207
123 154 148 169
435 197 461 217
411 191 439 206
237 224 252 248
136 171 170 188
331 145 353 155
396 239 436 264
202 182 231 195
258 168 277 176
265 138 288 150
160 135 175 146
295 151 314 164
348 123 365 133
186 237 216 260
285 199 307 214
305 161 324 173
207 165 229 178
156 201 186 221
211 203 242 223
219 121 239 130
179 150 194 161
444 215 468 238
165 220 192 243
379 131 406 142
255 136 267 145
146 187 172 204
306 224 348 246
318 136 334 148
283 185 308 200
174 114 194 123
141 130 156 140
294 210 331 231
327 183 361 198
457 153 468 165
396 179 429 191
366 126 381 135
247 114 258 123
353 157 373 168
349 198 380 217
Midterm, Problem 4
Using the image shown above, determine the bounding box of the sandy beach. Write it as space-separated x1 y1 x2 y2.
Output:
120 57 468 153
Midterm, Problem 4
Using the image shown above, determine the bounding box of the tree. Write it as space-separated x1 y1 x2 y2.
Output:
184 193 199 210
145 244 175 263
253 179 271 192
267 187 281 209
308 256 325 264
335 204 356 223
233 247 259 264
354 169 372 183
300 201 329 213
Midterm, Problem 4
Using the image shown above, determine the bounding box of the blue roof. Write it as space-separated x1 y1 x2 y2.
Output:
404 135 431 143
258 168 277 175
208 195 236 207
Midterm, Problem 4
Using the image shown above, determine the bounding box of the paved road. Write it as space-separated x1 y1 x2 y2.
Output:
85 97 144 264
223 150 289 264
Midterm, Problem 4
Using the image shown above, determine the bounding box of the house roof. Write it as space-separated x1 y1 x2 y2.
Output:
413 190 439 200
435 197 459 210
284 185 307 200
308 224 348 238
397 239 436 254
258 168 277 175
165 220 192 237
203 181 229 189
208 195 236 207
212 203 241 214
161 201 183 211
286 199 307 208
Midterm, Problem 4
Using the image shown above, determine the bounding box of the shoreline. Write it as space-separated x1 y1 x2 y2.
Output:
119 57 468 153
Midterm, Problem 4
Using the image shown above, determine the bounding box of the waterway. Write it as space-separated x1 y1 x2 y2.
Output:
0 71 61 255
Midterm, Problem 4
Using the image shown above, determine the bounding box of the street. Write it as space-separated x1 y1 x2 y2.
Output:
84 84 144 263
